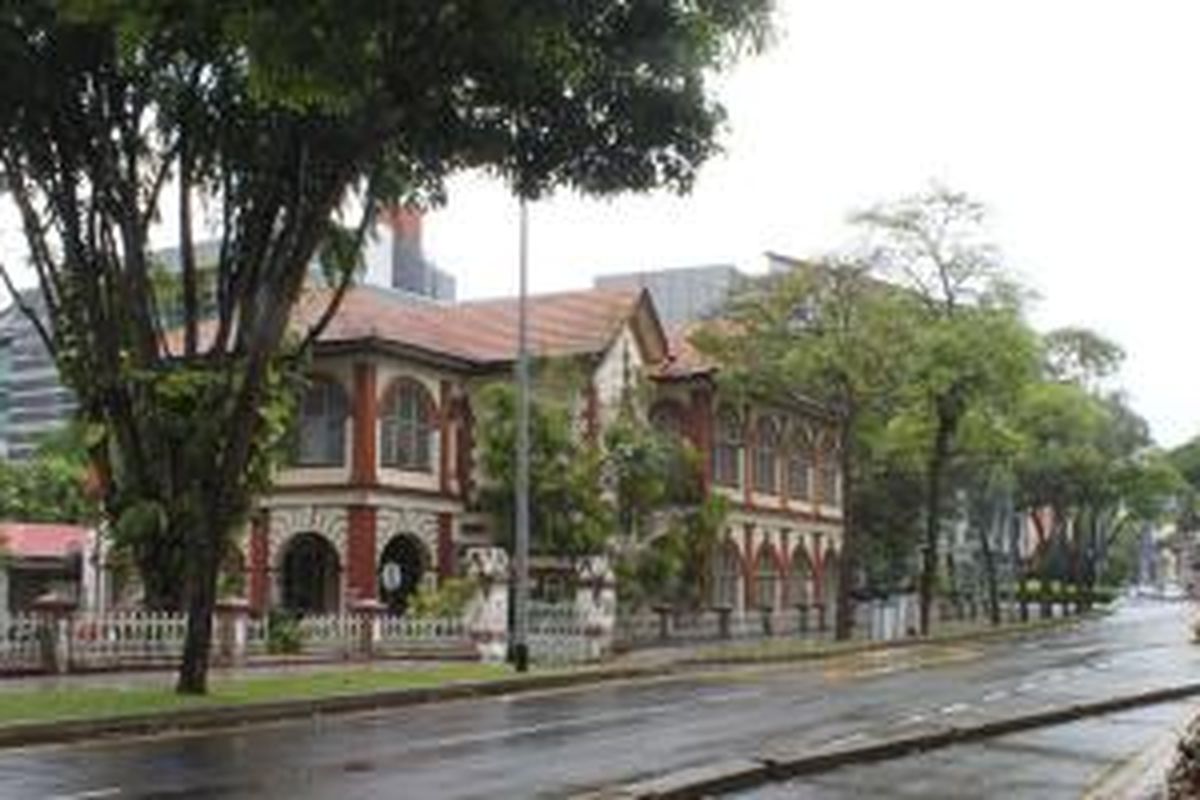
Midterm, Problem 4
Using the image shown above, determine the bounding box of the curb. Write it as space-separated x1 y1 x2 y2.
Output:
0 614 1097 751
0 666 657 750
603 681 1200 799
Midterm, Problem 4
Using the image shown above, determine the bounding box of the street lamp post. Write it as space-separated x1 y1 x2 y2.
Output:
513 198 531 673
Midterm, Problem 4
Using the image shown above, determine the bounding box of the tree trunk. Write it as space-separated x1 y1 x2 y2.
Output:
977 500 1001 626
918 415 953 636
176 513 224 694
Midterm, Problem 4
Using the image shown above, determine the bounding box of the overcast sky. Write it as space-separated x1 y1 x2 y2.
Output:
420 0 1200 448
0 1 1195 447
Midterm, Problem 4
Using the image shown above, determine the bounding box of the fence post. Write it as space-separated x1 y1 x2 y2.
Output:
214 598 250 667
652 604 672 642
576 556 616 659
759 606 774 637
713 605 733 639
814 602 827 633
31 593 76 675
795 603 809 636
352 599 386 659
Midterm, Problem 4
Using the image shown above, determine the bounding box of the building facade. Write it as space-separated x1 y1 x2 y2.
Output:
243 284 845 617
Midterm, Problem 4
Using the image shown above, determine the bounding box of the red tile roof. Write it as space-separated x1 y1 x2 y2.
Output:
656 322 722 379
173 285 652 367
0 523 91 560
305 285 648 364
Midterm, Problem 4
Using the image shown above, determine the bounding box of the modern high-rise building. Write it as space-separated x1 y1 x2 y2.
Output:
593 263 748 324
0 292 74 460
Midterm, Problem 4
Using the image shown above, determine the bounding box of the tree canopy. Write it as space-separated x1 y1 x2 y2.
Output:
0 0 774 692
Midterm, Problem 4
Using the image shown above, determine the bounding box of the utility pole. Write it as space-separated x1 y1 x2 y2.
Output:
513 197 531 673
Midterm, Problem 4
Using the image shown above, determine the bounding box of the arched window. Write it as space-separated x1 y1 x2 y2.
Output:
818 432 841 506
293 378 348 467
712 407 744 488
753 416 783 494
755 548 779 610
790 547 815 607
380 378 437 471
786 425 815 502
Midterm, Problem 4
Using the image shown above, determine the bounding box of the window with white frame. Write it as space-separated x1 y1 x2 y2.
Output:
380 378 437 471
292 378 348 466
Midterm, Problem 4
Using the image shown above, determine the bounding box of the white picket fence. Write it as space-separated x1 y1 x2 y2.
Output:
527 602 606 666
69 611 189 669
0 615 42 673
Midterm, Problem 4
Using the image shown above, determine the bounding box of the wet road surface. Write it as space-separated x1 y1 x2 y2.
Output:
0 598 1194 799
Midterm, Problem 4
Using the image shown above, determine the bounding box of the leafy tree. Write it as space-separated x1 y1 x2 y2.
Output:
476 382 612 560
0 423 100 525
852 185 1039 634
0 1 771 693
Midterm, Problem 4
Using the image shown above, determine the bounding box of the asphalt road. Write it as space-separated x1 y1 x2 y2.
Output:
0 598 1195 800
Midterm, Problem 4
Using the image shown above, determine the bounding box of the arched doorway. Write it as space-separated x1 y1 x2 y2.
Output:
789 547 815 608
753 547 780 611
378 534 428 614
710 539 743 610
280 533 341 614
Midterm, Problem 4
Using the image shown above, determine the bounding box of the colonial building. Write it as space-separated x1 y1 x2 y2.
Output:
245 284 844 617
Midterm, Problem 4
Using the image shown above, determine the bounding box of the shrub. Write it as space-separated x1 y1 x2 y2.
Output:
266 610 303 655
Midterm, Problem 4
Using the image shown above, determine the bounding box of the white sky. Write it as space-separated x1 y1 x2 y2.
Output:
1 0 1196 446
421 0 1200 448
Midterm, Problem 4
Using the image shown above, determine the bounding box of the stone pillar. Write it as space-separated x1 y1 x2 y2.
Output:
31 593 76 674
795 603 810 635
759 605 774 637
714 605 733 639
653 605 672 642
814 602 828 633
353 598 386 659
575 556 616 659
464 547 509 662
352 361 378 486
347 506 378 602
214 597 250 667
249 512 270 614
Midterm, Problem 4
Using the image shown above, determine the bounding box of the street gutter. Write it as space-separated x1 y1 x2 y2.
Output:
0 614 1093 751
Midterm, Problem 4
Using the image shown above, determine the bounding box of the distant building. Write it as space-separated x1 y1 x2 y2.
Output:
594 264 747 324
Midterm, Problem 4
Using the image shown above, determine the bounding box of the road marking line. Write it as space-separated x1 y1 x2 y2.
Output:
1018 681 1038 692
940 703 970 715
982 690 1009 702
50 789 121 800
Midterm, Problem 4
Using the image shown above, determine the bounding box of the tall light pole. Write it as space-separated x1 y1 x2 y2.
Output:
512 197 531 673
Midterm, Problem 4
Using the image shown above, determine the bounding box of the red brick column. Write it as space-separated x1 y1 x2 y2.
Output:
437 512 456 579
347 506 378 602
690 387 714 492
742 523 756 609
584 382 600 444
352 362 378 486
439 380 453 494
249 512 269 613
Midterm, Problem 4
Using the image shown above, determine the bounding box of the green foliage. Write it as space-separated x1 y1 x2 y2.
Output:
616 495 729 612
265 610 303 655
476 381 612 559
407 577 476 619
0 422 99 525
